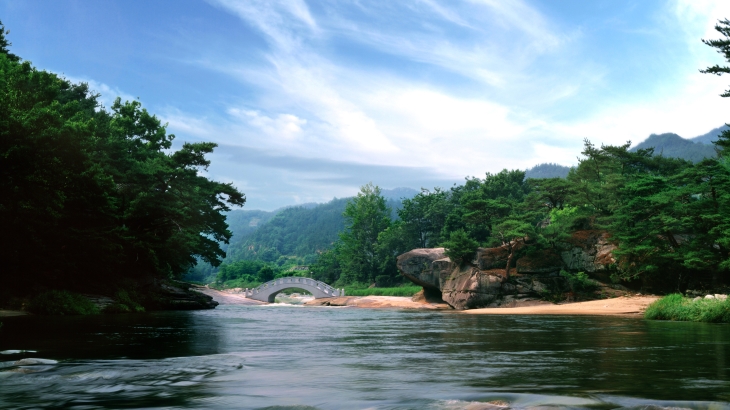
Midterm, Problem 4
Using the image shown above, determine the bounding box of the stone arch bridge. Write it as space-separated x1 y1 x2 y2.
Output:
245 277 344 303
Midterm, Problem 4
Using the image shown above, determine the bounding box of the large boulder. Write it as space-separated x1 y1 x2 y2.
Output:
441 266 503 309
396 248 447 290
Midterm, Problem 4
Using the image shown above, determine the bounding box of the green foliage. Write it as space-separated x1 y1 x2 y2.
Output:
559 270 598 293
702 19 730 157
344 286 422 297
645 294 730 323
337 183 393 284
442 229 479 265
0 29 245 293
28 290 99 315
104 289 145 314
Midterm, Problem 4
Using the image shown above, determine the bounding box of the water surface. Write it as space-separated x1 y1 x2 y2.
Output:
1 304 729 409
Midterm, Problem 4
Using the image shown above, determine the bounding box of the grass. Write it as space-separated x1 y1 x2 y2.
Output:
344 286 422 297
27 290 99 315
645 293 730 323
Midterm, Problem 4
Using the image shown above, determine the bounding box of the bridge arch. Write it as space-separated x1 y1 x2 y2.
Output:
245 277 344 303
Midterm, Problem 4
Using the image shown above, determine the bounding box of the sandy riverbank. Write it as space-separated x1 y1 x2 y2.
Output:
304 295 451 309
196 287 658 316
464 295 660 316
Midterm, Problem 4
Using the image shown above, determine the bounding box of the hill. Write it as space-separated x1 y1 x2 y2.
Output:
631 133 716 162
690 125 729 145
525 163 571 179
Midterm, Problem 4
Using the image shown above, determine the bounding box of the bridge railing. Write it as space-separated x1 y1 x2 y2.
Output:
244 277 344 298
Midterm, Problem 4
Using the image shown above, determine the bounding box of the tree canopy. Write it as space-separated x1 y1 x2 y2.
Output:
0 24 244 293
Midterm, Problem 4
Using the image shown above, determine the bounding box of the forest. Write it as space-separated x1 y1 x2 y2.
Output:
0 23 244 308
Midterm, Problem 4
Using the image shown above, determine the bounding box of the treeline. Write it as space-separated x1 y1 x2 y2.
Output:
309 139 730 290
0 24 244 298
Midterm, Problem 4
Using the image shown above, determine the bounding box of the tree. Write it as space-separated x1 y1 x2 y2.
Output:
442 229 479 266
0 28 245 292
701 19 730 156
337 183 392 284
491 219 533 277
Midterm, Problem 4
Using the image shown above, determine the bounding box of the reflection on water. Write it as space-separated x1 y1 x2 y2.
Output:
1 305 729 409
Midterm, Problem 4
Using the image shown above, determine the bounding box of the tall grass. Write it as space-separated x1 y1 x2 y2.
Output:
645 294 730 323
344 286 422 297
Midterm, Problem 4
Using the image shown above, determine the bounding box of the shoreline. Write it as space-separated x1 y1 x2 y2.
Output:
1 290 659 317
463 295 659 316
203 287 658 316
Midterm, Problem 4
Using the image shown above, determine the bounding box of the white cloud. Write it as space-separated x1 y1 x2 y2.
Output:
62 76 136 110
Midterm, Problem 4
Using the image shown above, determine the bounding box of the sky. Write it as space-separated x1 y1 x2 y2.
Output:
2 0 730 210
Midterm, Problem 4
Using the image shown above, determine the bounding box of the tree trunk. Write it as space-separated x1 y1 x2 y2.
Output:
505 247 514 278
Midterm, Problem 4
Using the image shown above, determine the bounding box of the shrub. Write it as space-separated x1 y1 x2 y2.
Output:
442 229 479 265
28 290 99 315
645 294 730 323
103 289 145 314
560 270 598 293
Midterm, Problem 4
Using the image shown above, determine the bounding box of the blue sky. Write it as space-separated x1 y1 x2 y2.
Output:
2 0 730 210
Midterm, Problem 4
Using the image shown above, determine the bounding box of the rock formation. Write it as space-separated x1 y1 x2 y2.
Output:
396 230 618 310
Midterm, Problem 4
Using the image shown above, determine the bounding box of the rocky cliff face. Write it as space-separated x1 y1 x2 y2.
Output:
396 230 618 310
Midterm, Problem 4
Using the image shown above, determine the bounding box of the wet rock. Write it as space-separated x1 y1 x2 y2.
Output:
14 358 58 365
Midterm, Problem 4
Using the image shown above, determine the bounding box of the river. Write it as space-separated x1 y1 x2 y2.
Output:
1 304 729 409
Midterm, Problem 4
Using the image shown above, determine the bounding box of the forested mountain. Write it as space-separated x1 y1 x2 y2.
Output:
691 125 729 145
631 133 716 162
525 163 571 179
222 210 276 252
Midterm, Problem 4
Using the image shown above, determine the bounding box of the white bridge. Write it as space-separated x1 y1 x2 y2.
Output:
244 277 345 303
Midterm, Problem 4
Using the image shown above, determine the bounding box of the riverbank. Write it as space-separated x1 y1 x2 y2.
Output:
202 286 658 315
464 295 659 316
304 295 451 309
0 310 28 317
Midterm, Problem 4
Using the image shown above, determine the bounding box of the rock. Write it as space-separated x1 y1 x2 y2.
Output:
559 230 617 273
14 358 58 365
476 246 510 270
705 295 715 300
396 248 448 290
693 296 702 302
440 266 503 309
531 280 548 294
715 294 727 301
516 249 562 274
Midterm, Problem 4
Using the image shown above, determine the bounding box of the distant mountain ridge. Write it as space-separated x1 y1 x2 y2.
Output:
631 127 720 162
525 163 571 179
690 125 729 145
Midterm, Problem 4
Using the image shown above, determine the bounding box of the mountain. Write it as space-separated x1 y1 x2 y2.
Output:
381 187 419 201
631 133 716 163
525 163 571 179
690 124 728 145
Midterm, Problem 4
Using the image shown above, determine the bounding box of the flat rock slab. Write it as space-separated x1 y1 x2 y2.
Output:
305 296 452 309
195 288 267 305
463 296 659 316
